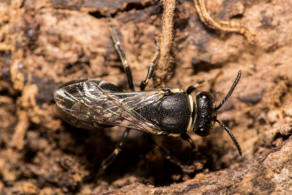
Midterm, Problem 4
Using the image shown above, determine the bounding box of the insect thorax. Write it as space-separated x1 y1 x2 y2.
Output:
135 92 193 134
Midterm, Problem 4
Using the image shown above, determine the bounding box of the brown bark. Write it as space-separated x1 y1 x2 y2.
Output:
0 0 291 194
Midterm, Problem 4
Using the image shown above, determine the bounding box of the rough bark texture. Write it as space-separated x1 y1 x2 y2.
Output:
0 0 292 194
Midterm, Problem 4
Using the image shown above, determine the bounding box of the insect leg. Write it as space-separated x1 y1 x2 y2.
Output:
108 18 135 91
152 137 196 174
186 80 208 94
96 128 130 177
140 42 160 91
181 133 197 153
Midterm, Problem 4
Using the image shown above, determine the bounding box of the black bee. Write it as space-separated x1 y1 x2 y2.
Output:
54 18 242 175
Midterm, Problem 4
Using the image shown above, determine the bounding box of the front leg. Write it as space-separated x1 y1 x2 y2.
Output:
152 135 196 174
107 17 135 91
140 41 160 91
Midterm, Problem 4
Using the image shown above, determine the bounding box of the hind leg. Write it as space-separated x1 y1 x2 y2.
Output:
96 128 130 177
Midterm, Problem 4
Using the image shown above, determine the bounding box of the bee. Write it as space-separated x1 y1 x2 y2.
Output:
54 18 242 176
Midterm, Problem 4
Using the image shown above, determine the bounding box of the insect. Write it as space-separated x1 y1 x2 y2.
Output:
54 18 242 176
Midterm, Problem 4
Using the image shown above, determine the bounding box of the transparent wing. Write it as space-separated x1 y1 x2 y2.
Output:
54 79 164 134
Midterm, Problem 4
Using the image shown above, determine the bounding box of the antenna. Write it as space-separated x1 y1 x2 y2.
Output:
214 71 242 155
215 119 242 156
215 71 241 111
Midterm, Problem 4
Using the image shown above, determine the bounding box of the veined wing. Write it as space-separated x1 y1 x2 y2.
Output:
54 79 164 134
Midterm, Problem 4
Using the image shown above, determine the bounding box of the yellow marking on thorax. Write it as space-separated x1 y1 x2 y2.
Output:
170 88 183 93
188 95 193 112
187 95 194 132
168 133 181 137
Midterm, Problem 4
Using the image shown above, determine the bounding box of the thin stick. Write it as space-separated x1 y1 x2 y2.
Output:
194 0 255 43
153 0 176 87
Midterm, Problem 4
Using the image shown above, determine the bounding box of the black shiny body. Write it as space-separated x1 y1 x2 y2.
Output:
98 80 121 93
97 82 193 134
194 92 215 137
136 92 191 134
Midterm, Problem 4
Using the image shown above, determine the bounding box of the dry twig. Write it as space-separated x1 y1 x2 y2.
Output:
153 0 176 87
193 0 255 43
